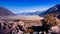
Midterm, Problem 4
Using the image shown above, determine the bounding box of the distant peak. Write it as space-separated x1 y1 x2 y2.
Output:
55 4 60 7
55 4 60 6
0 6 4 9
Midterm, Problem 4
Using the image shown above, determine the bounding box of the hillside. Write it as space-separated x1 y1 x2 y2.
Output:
39 4 60 16
0 7 15 16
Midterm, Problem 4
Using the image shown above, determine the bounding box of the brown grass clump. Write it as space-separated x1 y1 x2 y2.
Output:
42 14 57 27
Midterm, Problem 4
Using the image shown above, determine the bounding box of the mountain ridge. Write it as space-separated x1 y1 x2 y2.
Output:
17 11 43 15
39 4 60 16
0 7 15 16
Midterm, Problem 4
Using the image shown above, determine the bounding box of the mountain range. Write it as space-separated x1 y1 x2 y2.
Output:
0 4 60 16
17 4 60 16
17 11 43 15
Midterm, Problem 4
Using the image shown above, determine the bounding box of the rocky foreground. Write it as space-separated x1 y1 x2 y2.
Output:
0 14 60 34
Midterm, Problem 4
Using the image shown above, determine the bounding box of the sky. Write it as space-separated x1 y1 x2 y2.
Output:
0 0 60 14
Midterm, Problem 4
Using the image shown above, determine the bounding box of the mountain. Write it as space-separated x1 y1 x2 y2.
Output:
0 7 15 16
17 11 43 15
34 11 43 15
39 4 60 16
17 12 35 15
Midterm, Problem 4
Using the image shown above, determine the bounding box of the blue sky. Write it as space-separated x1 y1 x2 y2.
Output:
0 0 60 14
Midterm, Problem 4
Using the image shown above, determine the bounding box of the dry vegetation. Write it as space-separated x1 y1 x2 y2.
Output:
42 14 57 26
23 20 42 27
